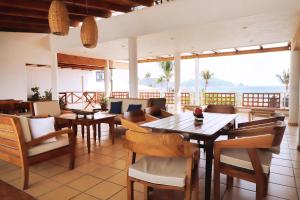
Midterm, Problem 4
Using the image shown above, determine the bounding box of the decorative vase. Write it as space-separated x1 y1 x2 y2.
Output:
193 107 204 126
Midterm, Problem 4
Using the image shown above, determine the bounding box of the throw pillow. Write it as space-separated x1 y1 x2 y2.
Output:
127 104 142 112
109 101 123 114
28 117 57 143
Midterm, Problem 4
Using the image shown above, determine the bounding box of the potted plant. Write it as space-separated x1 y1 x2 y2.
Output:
30 87 41 101
44 89 52 100
99 97 108 111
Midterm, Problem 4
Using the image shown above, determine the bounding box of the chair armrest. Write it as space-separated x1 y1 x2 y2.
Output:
183 142 199 157
238 119 278 128
145 114 159 122
26 129 73 147
29 115 51 118
228 125 276 138
161 110 173 117
61 110 72 114
214 134 274 150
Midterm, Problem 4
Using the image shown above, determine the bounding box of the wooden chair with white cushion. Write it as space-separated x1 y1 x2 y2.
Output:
0 114 75 189
32 100 71 130
124 130 200 200
213 122 286 200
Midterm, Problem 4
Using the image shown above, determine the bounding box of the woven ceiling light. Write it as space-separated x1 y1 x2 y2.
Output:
48 0 70 36
80 16 98 48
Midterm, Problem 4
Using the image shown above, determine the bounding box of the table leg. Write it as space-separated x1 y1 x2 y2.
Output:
98 123 101 142
109 121 115 144
81 125 84 138
93 124 96 142
87 125 91 154
204 140 214 200
72 124 77 138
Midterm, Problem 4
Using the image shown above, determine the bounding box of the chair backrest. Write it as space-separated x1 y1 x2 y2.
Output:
108 98 149 113
0 115 27 166
204 105 236 114
148 98 167 110
124 130 193 158
123 110 146 123
121 118 150 133
238 113 285 128
32 101 61 116
271 121 286 147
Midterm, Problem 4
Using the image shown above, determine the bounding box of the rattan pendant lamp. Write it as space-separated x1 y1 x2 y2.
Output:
80 0 98 48
48 0 70 36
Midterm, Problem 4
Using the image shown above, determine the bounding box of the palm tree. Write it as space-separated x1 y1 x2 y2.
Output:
158 61 174 91
276 70 289 107
156 76 164 89
201 69 214 90
145 72 151 79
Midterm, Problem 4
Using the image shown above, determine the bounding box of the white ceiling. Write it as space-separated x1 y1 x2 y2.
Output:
54 0 300 60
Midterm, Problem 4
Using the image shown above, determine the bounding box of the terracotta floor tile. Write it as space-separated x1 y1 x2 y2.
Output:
108 171 127 186
9 172 45 189
107 159 126 170
267 182 298 200
85 181 123 199
269 173 296 187
109 188 143 200
68 175 103 192
25 179 61 197
0 169 22 182
270 165 294 176
93 154 115 165
51 170 84 184
36 165 68 178
38 185 80 200
75 162 100 173
71 193 98 200
89 166 120 179
223 187 256 200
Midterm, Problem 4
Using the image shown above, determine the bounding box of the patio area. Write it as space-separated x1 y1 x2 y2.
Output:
0 113 299 200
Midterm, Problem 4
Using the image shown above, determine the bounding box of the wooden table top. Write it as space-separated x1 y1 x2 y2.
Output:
56 112 116 120
141 112 238 138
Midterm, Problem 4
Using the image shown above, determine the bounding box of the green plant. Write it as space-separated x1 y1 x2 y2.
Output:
31 86 41 101
157 61 174 91
276 70 289 92
99 96 108 105
44 89 52 100
201 69 214 91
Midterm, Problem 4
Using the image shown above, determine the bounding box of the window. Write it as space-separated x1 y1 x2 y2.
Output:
96 71 104 82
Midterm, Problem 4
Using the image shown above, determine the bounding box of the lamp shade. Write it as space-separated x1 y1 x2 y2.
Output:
80 16 98 48
48 0 70 36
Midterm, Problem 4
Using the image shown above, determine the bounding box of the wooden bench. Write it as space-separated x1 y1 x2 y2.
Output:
248 108 276 121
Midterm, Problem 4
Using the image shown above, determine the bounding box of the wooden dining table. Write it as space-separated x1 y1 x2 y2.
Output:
141 111 238 200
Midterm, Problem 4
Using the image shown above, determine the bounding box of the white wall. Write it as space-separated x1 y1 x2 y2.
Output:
0 32 51 100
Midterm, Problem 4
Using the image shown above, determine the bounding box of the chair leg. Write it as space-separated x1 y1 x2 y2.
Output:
21 165 29 190
185 184 192 200
81 125 84 138
93 124 96 142
213 167 220 200
263 175 269 197
256 183 264 200
98 123 101 142
127 178 134 200
144 185 149 200
226 175 233 189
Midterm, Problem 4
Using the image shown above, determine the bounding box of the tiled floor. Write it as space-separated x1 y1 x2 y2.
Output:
1 114 300 200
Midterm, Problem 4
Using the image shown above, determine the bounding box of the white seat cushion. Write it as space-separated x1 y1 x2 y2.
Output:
129 156 187 187
33 101 61 116
28 135 69 156
220 148 272 173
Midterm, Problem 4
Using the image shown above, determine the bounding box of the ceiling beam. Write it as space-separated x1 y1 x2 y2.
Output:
0 21 50 33
291 21 300 50
0 14 49 26
128 0 154 7
57 53 107 67
63 0 132 13
138 46 290 63
0 6 85 25
0 0 112 18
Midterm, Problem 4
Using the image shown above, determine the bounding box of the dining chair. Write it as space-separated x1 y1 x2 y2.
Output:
0 114 75 189
145 98 173 119
213 122 286 200
204 104 236 114
124 130 200 200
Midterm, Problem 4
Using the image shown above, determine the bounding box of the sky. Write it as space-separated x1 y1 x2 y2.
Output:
112 51 290 88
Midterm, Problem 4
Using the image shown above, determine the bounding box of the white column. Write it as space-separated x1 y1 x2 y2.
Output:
194 58 200 105
104 60 111 98
289 51 300 125
128 37 138 98
49 35 59 100
174 52 181 114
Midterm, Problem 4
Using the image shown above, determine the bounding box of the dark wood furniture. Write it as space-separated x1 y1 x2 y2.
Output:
145 98 173 119
124 130 199 200
0 114 75 189
204 104 236 114
141 112 238 200
0 180 36 200
0 100 30 115
56 112 116 153
214 122 286 200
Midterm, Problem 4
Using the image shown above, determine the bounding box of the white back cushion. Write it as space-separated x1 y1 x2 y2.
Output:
28 117 56 143
108 98 149 113
33 101 61 116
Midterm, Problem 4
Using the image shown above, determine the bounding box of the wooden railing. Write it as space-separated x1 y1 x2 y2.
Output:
139 92 161 99
111 92 129 99
204 93 235 105
242 93 281 108
59 91 104 107
165 92 191 105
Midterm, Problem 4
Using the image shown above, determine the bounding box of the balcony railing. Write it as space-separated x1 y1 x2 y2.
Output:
59 91 285 109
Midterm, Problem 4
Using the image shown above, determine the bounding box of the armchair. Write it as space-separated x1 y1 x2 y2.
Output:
145 98 173 119
0 114 75 190
213 122 286 200
124 130 200 200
